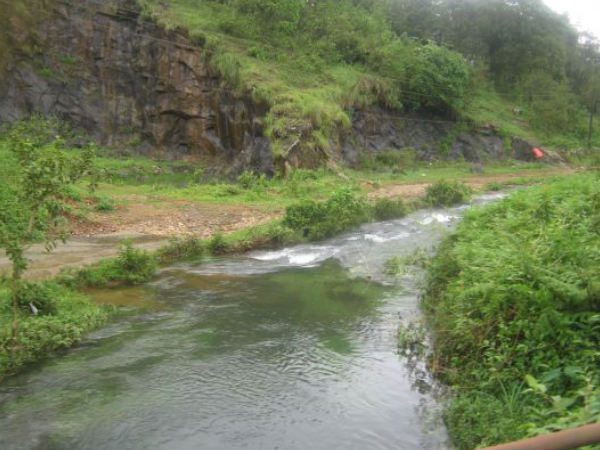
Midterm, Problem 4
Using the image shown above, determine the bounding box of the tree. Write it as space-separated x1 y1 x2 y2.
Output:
0 118 96 342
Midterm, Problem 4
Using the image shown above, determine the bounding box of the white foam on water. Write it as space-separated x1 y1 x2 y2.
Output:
364 234 388 243
420 213 456 225
252 249 291 261
288 252 323 265
250 246 335 267
363 231 411 243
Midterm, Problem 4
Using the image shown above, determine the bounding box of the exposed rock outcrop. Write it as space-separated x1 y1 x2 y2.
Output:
0 0 273 174
0 0 553 174
343 108 546 167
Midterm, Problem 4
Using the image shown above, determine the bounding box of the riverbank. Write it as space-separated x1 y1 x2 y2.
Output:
0 165 583 380
0 191 494 450
422 173 600 448
0 162 577 279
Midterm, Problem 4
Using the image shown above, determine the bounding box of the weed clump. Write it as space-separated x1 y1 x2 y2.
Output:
15 281 57 316
0 281 109 378
423 174 600 448
372 198 408 221
93 196 115 212
283 189 368 240
158 236 204 263
360 148 417 172
59 241 157 288
424 179 472 207
207 233 229 255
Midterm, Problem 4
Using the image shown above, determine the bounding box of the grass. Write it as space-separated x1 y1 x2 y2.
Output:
422 173 600 448
424 179 472 207
0 280 110 380
58 241 158 289
0 239 161 379
134 0 474 160
467 84 600 152
79 154 558 215
136 0 370 156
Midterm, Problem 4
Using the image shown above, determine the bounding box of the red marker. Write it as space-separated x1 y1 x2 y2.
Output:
532 147 544 159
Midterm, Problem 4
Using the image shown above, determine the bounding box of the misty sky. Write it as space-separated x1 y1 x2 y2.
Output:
543 0 600 38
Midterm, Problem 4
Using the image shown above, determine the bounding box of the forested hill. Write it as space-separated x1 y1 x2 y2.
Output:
1 0 599 166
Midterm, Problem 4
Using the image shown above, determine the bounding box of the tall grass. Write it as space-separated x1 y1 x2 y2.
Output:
424 174 600 448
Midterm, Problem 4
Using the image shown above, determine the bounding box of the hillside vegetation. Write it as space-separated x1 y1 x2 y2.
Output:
136 0 600 162
138 0 470 161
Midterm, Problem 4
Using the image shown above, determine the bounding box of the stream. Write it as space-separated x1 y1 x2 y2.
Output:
0 193 505 450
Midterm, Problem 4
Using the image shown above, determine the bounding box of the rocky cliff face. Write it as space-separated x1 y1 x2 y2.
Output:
0 0 542 173
0 0 273 174
343 109 520 168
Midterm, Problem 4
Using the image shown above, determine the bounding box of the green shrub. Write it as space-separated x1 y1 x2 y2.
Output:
237 170 268 190
372 198 408 221
207 233 229 255
93 196 115 212
60 241 157 288
283 189 368 239
485 181 503 191
385 249 429 276
114 241 157 284
424 174 600 448
158 236 204 263
15 281 57 315
384 256 404 275
424 179 472 207
360 148 417 172
0 284 109 378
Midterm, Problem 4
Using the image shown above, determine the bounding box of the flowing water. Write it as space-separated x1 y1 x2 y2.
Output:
0 193 505 450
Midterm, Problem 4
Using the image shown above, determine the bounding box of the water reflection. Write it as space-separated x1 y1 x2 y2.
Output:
0 197 507 450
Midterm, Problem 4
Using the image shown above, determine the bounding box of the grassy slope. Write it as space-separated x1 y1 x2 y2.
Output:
467 85 600 152
137 0 370 156
423 174 600 448
137 0 600 157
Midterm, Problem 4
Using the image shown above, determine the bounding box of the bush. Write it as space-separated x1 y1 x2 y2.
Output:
0 284 109 378
372 198 408 221
158 236 204 263
424 179 472 207
15 281 57 315
237 170 269 190
424 174 600 448
485 181 502 191
283 189 368 239
360 148 417 172
60 241 157 288
207 233 229 255
93 196 115 212
114 241 157 284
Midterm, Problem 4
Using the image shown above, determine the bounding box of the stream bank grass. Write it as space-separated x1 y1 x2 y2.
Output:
59 241 157 289
423 173 600 448
0 280 110 380
424 179 472 207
